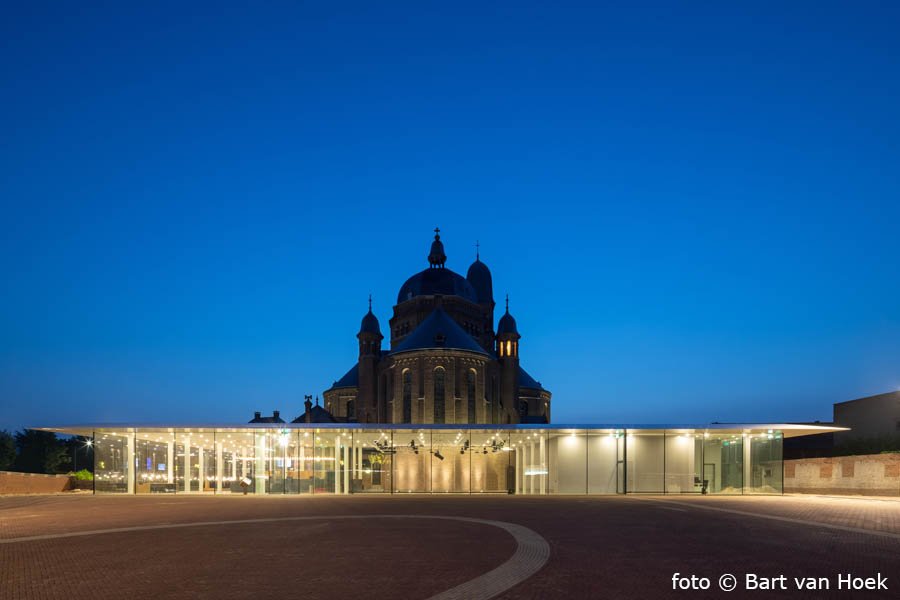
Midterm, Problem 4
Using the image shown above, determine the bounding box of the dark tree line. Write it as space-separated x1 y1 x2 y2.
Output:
0 430 93 474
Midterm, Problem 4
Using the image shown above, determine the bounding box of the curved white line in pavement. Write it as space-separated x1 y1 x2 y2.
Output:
0 515 550 600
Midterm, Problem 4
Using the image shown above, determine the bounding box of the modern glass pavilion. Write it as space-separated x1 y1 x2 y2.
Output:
38 423 841 496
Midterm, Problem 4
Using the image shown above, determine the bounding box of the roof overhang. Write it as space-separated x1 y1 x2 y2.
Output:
31 422 848 439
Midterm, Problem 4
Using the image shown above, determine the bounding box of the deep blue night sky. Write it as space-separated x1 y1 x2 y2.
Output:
2 2 899 431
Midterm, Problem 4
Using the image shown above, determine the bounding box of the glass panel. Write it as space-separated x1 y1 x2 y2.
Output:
549 430 586 494
352 429 391 493
510 430 547 495
432 430 468 493
587 430 619 494
747 430 783 494
217 431 256 494
626 431 664 493
394 429 430 493
296 430 314 494
313 431 339 494
94 431 131 494
701 431 743 494
135 430 174 494
665 431 702 494
469 430 509 493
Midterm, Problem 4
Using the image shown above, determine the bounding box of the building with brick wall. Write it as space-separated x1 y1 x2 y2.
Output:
321 229 551 425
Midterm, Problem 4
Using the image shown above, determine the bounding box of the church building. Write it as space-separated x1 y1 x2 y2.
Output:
322 229 552 425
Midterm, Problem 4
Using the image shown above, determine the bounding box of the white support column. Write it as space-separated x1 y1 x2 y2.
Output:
516 446 522 494
343 440 350 494
197 444 205 493
215 439 223 495
528 443 534 495
335 436 342 494
182 439 190 493
126 434 135 495
255 434 267 495
166 438 174 484
539 434 546 495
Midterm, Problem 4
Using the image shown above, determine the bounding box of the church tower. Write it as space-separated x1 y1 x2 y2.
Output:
356 296 382 423
497 295 520 420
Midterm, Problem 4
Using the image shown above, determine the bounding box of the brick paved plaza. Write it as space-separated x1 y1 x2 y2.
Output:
1 494 898 599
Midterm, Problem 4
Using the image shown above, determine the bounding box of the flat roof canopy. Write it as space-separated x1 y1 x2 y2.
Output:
33 423 846 439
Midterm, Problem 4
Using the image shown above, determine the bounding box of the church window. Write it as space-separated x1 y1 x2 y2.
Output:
346 400 355 420
402 369 412 423
467 369 476 424
433 367 445 424
506 340 512 356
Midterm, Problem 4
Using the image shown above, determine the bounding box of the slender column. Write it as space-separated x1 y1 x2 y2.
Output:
528 443 534 495
166 438 174 484
255 434 266 494
215 438 223 495
516 446 522 494
539 434 546 495
343 440 350 494
126 433 135 495
198 443 205 493
182 439 190 493
335 435 342 494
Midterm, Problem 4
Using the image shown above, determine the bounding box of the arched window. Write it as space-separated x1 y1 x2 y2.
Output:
346 400 355 420
433 367 445 424
467 369 476 424
402 369 412 423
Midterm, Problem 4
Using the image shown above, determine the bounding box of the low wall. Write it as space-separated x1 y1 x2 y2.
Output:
0 471 73 494
784 454 900 496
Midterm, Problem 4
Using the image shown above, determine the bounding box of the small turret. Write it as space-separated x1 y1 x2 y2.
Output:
428 227 447 268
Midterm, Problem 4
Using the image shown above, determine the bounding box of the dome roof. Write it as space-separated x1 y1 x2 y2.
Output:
466 258 493 304
359 310 381 335
497 305 518 336
397 267 478 303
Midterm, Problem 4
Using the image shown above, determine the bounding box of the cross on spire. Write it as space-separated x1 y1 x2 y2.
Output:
434 226 441 238
368 294 372 312
475 240 480 260
505 293 509 312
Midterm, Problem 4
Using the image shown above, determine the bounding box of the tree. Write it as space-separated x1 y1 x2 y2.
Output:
0 430 14 471
13 430 68 474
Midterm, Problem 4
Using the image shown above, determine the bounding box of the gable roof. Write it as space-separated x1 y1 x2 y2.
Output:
391 307 488 356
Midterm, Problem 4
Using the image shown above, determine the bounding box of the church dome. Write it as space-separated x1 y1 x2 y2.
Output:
397 229 478 303
397 268 478 303
466 257 493 304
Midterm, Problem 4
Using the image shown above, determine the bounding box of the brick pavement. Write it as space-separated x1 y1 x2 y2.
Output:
1 495 898 599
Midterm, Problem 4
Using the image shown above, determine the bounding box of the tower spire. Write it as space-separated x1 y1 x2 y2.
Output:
476 240 480 260
368 293 372 312
505 293 509 312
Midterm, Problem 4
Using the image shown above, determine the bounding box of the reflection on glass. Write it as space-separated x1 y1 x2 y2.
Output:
469 430 509 493
748 431 783 494
587 430 620 494
626 432 664 493
394 429 430 492
94 431 131 494
549 430 586 494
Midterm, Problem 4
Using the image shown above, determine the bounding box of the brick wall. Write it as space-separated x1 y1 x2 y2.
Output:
784 454 900 496
0 471 73 494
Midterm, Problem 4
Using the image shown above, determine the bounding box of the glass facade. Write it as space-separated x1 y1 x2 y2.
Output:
81 425 787 495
